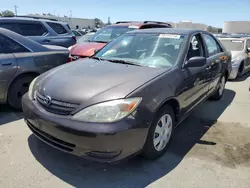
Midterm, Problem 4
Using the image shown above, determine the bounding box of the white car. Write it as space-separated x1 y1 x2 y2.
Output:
219 37 250 79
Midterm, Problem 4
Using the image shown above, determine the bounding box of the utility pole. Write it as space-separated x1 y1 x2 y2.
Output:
14 5 18 16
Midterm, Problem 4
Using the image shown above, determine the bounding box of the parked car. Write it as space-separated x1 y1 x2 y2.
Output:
0 27 69 109
0 16 76 48
76 32 96 44
218 37 250 79
71 29 82 39
22 28 231 162
69 21 172 61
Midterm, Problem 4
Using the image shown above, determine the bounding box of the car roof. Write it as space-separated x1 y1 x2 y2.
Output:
0 17 67 25
0 27 49 52
111 21 172 27
126 28 205 35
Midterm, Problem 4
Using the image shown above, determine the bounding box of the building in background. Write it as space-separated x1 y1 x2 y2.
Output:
27 14 96 29
223 21 250 34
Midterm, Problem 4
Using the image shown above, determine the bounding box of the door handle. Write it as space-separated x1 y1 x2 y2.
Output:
206 65 211 70
43 39 50 43
1 62 12 66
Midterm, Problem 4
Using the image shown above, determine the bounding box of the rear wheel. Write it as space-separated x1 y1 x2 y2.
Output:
238 62 245 77
210 75 226 100
8 75 36 110
142 105 175 160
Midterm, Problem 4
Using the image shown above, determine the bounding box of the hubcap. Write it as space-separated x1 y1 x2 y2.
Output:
219 76 225 96
153 114 173 151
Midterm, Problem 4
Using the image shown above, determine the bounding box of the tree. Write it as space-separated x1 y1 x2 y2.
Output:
0 10 15 17
94 18 103 28
107 17 111 25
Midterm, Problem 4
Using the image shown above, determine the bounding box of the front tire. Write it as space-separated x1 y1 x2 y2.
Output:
8 75 36 110
210 75 226 100
142 105 175 160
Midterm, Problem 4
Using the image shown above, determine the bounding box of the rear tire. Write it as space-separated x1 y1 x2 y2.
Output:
238 62 245 77
209 75 226 100
142 105 175 160
8 75 36 110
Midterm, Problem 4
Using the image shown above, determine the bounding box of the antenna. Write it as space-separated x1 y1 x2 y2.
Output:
14 5 18 16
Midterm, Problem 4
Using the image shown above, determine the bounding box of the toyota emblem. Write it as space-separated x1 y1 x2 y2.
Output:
43 95 52 106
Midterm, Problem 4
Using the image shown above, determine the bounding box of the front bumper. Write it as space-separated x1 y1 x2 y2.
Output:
229 64 240 80
22 94 147 162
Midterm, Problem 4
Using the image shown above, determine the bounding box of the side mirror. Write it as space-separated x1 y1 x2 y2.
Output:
247 47 250 52
184 56 206 68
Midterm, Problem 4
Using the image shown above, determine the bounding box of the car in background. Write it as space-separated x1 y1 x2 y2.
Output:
68 32 96 51
0 27 69 109
0 16 76 48
71 29 82 39
69 21 172 61
22 28 231 162
218 37 250 79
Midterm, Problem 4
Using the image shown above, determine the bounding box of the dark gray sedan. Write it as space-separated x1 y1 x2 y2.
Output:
22 28 231 162
0 28 69 109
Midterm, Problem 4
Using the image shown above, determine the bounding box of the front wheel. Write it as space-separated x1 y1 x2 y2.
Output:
210 75 226 100
142 105 175 160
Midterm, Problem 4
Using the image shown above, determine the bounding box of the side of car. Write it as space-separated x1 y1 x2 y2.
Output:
0 17 76 48
0 30 69 109
128 31 231 158
239 39 250 76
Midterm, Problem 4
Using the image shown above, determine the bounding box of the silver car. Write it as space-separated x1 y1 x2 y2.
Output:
219 37 250 79
0 28 69 109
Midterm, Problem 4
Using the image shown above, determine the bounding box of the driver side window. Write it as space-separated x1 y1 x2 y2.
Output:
187 34 204 60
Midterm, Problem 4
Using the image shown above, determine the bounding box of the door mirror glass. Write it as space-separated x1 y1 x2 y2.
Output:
247 47 250 52
184 56 206 68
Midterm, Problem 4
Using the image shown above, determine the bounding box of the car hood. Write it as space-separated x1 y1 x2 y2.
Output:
231 51 247 60
69 42 106 57
36 58 168 106
43 45 69 52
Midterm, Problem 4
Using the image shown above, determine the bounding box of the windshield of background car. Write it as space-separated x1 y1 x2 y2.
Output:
219 39 244 51
77 33 95 43
88 26 138 43
95 33 185 68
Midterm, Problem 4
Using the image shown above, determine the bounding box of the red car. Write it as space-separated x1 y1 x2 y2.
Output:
69 21 172 61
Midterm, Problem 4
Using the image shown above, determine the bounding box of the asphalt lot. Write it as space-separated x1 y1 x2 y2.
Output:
0 73 250 188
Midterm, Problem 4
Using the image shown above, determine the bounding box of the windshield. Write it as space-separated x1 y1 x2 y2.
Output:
77 33 95 43
95 33 185 68
219 39 245 51
88 26 137 43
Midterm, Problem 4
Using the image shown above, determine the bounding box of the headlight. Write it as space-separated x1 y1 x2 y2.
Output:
72 98 142 123
28 77 38 99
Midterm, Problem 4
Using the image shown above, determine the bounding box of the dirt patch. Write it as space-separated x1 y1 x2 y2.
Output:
188 121 250 168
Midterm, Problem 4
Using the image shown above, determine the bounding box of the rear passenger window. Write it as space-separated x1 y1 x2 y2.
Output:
203 34 221 56
0 34 29 53
0 22 47 36
47 22 67 34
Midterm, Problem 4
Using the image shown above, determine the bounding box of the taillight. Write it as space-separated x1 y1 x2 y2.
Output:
72 36 77 41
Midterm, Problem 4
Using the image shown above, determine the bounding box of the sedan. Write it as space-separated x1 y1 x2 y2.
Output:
0 28 69 109
22 28 231 162
218 37 250 79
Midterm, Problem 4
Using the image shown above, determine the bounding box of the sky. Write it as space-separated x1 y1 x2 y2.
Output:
1 0 250 27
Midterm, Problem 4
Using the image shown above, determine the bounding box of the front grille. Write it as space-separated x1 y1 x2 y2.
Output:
27 120 76 152
36 92 79 115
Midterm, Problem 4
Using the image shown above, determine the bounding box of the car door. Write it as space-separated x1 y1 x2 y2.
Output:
0 34 18 101
202 33 225 92
179 33 211 113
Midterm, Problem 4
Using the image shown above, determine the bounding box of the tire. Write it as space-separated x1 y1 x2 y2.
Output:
209 75 226 100
8 75 36 110
142 105 175 160
238 62 245 77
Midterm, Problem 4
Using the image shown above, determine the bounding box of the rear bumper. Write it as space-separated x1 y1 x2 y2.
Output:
22 94 147 162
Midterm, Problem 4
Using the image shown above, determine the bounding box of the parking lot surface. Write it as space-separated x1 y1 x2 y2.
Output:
0 74 250 188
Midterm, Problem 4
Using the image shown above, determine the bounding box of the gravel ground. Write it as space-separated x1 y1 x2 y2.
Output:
0 73 250 188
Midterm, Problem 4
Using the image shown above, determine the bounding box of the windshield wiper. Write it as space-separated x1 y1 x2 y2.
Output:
105 59 142 66
89 56 104 61
93 40 107 43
